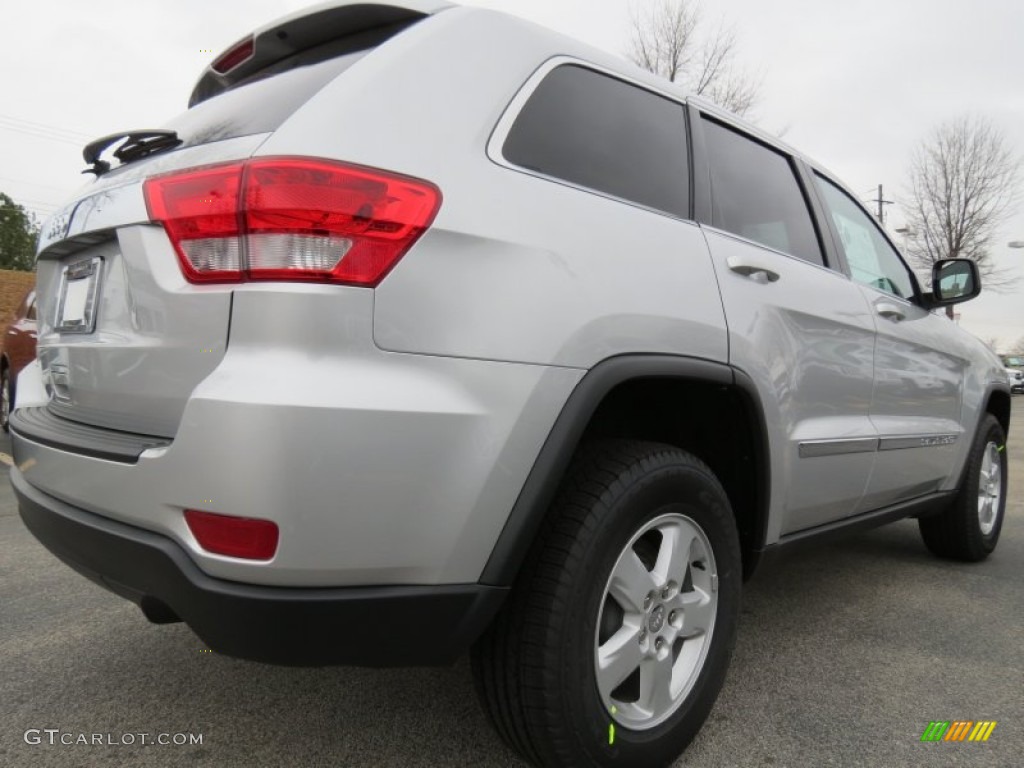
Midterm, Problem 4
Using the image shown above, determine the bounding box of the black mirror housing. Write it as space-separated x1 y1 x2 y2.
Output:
926 258 981 308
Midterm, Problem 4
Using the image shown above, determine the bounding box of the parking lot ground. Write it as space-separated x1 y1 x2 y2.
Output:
1 397 1022 767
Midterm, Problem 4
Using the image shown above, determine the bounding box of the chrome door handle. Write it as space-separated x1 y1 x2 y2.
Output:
875 302 905 322
726 256 779 284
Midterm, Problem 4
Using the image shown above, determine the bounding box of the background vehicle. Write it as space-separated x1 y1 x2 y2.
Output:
1002 356 1023 393
1 288 36 432
9 3 1011 766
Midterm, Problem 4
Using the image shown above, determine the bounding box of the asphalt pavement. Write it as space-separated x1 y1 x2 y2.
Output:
1 399 1022 767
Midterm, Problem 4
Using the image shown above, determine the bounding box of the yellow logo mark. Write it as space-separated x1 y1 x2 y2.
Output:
922 720 996 742
965 721 997 742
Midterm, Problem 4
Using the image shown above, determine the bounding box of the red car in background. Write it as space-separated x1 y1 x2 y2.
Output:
1 288 37 432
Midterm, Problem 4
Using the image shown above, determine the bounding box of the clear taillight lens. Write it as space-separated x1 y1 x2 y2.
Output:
143 158 441 286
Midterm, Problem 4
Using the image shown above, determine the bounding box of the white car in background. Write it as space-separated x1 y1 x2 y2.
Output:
1003 356 1024 393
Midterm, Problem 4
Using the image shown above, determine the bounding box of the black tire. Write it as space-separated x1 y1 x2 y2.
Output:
1 365 11 434
472 440 741 768
918 414 1007 561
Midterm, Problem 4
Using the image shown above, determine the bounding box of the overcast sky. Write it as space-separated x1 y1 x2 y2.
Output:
2 0 1022 347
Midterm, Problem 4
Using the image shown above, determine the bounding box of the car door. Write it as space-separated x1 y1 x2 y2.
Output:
691 112 877 537
6 290 37 375
810 173 969 511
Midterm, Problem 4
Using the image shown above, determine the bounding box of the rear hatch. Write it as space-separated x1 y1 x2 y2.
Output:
33 2 442 438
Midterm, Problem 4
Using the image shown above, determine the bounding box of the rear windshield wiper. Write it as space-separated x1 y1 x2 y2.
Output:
82 129 182 176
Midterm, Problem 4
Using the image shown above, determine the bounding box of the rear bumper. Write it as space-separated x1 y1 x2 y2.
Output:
12 467 507 666
11 297 582 586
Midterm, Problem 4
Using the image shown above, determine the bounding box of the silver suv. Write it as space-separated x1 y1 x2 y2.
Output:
10 2 1012 766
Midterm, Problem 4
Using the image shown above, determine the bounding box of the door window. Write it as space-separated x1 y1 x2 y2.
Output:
701 118 823 265
814 174 916 299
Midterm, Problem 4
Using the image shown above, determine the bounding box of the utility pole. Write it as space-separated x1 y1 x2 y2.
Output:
868 184 894 226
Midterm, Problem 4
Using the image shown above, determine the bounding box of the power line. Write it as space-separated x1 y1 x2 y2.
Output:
0 175 75 195
11 195 63 210
0 208 52 223
21 201 58 211
0 114 96 149
5 209 57 222
0 122 83 147
0 112 92 141
2 198 58 216
8 201 55 210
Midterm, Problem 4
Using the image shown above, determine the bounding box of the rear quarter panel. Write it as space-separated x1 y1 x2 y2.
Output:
254 7 728 368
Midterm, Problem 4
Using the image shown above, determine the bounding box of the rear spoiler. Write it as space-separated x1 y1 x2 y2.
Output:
189 0 453 108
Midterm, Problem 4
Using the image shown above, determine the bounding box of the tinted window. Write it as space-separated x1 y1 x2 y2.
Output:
814 174 916 299
702 119 822 264
503 65 689 218
166 49 370 149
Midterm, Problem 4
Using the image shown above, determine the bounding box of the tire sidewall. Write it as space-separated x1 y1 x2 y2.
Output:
555 461 741 767
967 417 1007 552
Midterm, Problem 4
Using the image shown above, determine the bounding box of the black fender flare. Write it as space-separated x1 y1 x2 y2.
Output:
479 354 771 586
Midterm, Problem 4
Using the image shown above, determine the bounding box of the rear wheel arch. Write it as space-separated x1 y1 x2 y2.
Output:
480 355 771 586
944 384 1011 496
920 412 1006 561
472 440 742 766
984 387 1011 437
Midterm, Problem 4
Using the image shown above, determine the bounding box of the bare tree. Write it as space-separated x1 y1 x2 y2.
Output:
1011 336 1024 356
979 335 1001 353
902 116 1021 305
628 0 760 116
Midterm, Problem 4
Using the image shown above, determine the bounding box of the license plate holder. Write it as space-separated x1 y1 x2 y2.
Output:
56 256 103 334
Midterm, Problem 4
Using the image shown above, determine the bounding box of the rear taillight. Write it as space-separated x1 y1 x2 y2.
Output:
184 509 279 560
144 158 441 286
211 36 255 74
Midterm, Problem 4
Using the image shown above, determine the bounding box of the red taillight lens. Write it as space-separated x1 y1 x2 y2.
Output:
143 158 441 286
212 36 255 74
144 163 244 282
184 509 279 560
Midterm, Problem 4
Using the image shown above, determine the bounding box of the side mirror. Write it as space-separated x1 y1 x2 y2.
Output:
927 258 981 307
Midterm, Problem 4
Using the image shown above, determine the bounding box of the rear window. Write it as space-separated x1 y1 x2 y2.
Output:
166 17 420 149
502 65 689 218
165 50 368 149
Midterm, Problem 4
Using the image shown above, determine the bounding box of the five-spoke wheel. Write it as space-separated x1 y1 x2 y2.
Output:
596 513 718 730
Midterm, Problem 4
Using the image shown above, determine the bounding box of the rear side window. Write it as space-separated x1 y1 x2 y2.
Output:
503 65 689 218
702 118 823 265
